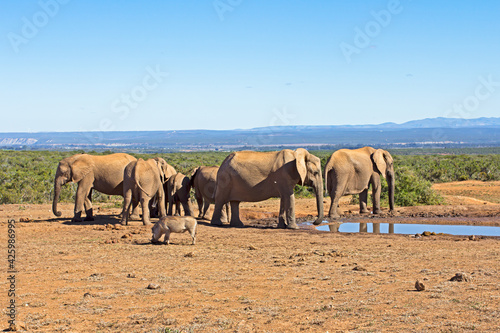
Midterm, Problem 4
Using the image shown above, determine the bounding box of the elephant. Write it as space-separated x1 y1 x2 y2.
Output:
190 166 228 221
166 173 193 216
147 164 177 218
120 157 174 225
324 146 395 219
52 153 137 222
211 148 324 229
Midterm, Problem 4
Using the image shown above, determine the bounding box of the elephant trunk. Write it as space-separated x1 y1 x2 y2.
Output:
387 171 395 212
324 166 329 197
52 177 63 217
313 180 324 225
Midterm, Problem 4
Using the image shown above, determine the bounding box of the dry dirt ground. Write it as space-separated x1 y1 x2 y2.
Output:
1 181 499 332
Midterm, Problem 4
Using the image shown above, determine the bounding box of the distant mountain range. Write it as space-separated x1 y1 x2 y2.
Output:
1 117 499 151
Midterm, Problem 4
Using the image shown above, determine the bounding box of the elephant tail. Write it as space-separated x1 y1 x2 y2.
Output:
212 177 218 202
134 164 152 197
190 167 199 188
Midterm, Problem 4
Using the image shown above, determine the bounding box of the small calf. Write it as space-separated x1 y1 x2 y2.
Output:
151 216 197 245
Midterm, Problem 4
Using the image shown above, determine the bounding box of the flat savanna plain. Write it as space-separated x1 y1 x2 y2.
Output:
1 181 500 332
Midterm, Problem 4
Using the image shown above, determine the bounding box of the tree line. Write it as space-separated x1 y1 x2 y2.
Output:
1 149 498 206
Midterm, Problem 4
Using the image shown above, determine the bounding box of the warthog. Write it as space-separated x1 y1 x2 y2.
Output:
151 216 197 245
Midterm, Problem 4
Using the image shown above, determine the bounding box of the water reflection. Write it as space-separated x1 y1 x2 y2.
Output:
318 222 500 236
326 222 394 234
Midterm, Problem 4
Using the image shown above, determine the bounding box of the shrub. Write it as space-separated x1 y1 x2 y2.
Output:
387 165 443 206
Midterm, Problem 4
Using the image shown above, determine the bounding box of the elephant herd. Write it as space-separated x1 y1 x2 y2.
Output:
52 147 395 230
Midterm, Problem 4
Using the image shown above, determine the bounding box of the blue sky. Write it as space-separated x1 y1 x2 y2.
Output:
1 0 499 132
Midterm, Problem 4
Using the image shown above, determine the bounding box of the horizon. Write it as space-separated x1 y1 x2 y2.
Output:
0 116 499 135
1 1 499 132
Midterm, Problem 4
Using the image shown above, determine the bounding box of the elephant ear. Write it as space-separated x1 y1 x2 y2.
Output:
70 157 93 183
294 148 308 186
154 158 167 183
372 149 387 177
166 164 176 178
190 167 200 187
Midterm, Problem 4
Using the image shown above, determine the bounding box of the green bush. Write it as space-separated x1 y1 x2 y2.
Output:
387 166 443 206
294 185 316 198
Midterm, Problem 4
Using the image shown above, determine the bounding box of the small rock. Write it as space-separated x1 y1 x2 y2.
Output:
352 266 367 271
83 292 92 298
469 235 476 241
415 280 425 291
104 240 112 244
422 231 432 236
248 245 258 250
415 233 422 238
127 273 136 278
121 233 132 239
184 252 195 258
8 321 26 331
147 283 160 290
450 273 470 282
19 217 30 222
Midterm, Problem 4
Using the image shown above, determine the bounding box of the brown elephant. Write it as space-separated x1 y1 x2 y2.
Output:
324 146 395 219
52 153 137 222
190 166 228 221
166 173 193 216
211 148 324 229
120 157 175 225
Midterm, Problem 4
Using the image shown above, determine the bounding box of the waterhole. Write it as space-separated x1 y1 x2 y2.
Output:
304 217 500 236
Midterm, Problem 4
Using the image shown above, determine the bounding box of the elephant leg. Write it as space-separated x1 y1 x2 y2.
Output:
175 200 181 216
129 199 141 220
202 200 211 219
121 190 133 225
73 178 92 222
167 197 174 216
359 189 369 214
328 190 342 219
229 201 244 228
371 175 382 214
157 189 167 218
285 194 299 230
84 189 94 221
141 197 152 225
72 211 83 223
328 177 342 219
277 197 286 229
195 192 204 218
211 202 225 226
182 200 192 216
